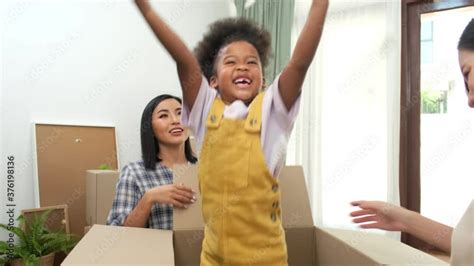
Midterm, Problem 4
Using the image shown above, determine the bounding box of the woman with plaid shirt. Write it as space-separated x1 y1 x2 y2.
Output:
107 95 197 229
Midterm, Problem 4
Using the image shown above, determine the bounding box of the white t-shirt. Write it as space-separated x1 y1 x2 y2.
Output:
181 75 301 178
451 199 473 266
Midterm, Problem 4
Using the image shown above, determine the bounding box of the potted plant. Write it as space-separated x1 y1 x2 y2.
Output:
0 210 78 266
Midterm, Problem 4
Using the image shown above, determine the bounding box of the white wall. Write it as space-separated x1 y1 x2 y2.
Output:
0 0 231 237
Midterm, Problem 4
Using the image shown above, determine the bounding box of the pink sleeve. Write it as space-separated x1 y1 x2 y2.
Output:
265 74 301 130
181 76 217 154
261 74 302 177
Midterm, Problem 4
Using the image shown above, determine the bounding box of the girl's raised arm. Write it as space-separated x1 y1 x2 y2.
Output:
135 0 202 110
279 0 328 110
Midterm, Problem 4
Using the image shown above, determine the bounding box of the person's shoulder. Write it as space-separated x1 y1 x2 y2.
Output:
265 74 281 91
153 162 176 175
124 160 146 170
121 160 148 178
261 76 280 104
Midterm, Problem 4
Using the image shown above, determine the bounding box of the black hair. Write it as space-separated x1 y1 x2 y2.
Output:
141 94 197 170
458 19 474 93
194 17 272 82
458 19 474 51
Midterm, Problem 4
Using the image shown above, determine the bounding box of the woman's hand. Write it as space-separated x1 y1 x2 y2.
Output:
350 200 454 253
146 183 196 209
350 200 413 232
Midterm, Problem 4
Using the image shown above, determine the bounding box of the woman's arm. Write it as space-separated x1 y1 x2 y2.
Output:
403 208 453 253
122 192 153 227
124 184 195 227
351 200 453 253
107 166 142 226
134 0 202 110
107 165 195 228
279 0 328 110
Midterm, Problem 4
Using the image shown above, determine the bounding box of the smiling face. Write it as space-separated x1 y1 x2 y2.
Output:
458 49 474 108
152 98 188 147
210 41 264 105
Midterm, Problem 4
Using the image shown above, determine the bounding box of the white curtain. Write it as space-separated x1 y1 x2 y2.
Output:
287 0 401 238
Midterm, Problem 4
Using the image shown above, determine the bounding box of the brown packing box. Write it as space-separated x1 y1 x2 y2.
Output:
85 170 120 226
63 165 448 265
62 225 174 265
84 225 92 235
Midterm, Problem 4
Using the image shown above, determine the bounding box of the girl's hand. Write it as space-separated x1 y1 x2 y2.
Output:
350 200 412 232
146 183 196 209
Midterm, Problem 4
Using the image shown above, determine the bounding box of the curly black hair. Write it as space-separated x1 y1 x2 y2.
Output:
194 17 272 82
459 19 474 51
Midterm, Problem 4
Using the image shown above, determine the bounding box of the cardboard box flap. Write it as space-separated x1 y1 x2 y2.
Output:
173 164 204 230
323 228 449 265
279 166 314 228
62 225 174 265
314 227 379 265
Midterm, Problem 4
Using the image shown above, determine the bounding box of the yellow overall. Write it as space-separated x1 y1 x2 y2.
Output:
198 93 288 265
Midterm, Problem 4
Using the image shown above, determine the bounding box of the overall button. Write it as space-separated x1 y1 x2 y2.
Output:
249 118 257 126
270 212 277 222
210 115 217 123
272 201 279 209
272 184 279 192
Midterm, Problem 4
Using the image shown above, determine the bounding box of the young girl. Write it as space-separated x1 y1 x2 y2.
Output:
134 1 328 264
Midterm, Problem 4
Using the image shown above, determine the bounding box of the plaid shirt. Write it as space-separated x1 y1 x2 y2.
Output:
107 160 175 229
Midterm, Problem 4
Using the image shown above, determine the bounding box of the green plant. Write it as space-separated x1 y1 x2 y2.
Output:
0 210 78 266
421 90 448 114
99 164 111 170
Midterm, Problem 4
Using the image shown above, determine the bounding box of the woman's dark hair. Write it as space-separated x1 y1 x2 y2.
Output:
194 17 272 82
141 94 197 170
459 19 474 93
458 19 474 51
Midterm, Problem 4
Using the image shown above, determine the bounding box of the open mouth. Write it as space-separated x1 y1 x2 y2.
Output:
169 127 184 135
233 77 252 88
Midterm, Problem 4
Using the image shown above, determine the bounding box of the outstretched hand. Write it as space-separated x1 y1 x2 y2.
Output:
350 200 412 232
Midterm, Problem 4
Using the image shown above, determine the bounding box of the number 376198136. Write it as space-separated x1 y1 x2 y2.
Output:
7 156 15 202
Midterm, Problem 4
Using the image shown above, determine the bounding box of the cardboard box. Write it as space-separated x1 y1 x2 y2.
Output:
85 170 119 226
63 225 174 265
84 225 92 235
63 165 448 265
